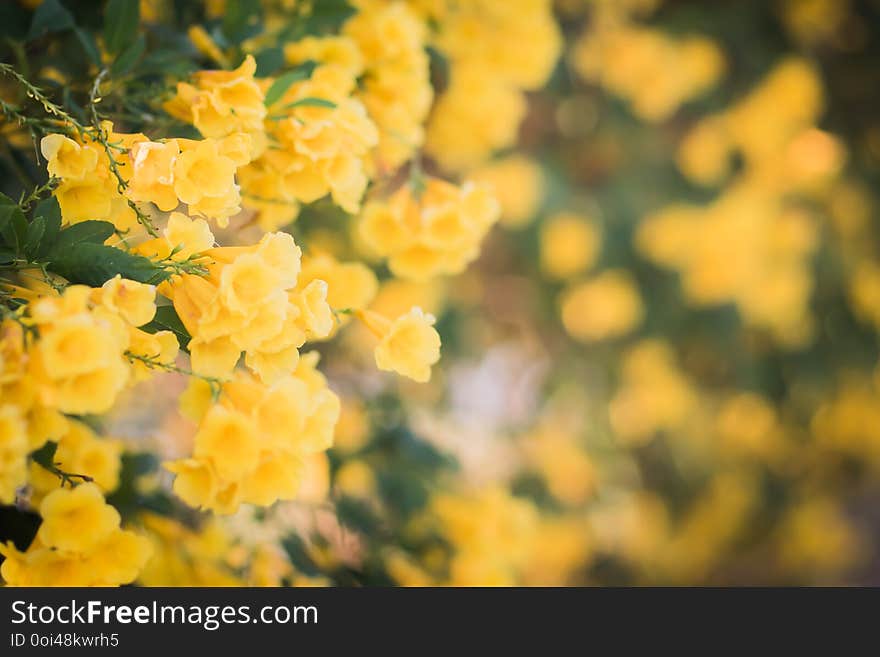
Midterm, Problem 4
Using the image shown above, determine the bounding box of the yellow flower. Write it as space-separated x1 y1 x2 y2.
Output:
28 286 131 415
166 458 217 510
299 253 378 313
173 139 240 225
54 178 114 225
342 2 433 170
93 276 157 327
467 155 544 228
167 355 340 514
540 212 601 279
359 306 441 383
47 420 123 495
161 231 327 382
572 24 724 122
359 177 499 280
40 134 98 180
187 24 229 68
128 139 181 212
193 405 260 481
560 270 643 342
608 340 697 445
426 64 526 172
432 0 561 91
0 405 28 504
37 483 120 553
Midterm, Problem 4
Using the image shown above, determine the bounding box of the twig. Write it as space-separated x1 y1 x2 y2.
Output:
88 69 159 237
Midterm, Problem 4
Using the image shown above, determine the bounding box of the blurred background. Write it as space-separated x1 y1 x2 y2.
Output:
3 0 880 586
309 0 880 586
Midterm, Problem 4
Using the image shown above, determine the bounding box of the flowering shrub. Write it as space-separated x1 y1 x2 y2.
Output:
1 0 879 587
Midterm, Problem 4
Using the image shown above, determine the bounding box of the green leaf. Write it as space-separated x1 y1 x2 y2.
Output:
74 26 101 66
263 61 317 107
222 0 262 44
336 496 381 536
111 33 146 76
286 97 336 110
30 441 58 470
299 0 354 36
46 242 166 287
0 249 15 266
103 0 139 55
0 2 30 41
23 216 45 259
51 220 115 252
281 534 321 577
254 47 284 77
32 197 62 258
26 0 74 41
0 195 28 253
142 305 191 351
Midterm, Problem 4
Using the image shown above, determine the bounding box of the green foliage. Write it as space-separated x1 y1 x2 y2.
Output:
143 305 192 351
107 452 175 519
281 534 322 577
47 241 167 287
27 0 74 41
0 194 28 255
222 0 262 44
0 191 172 289
103 0 140 55
297 0 355 36
29 440 58 472
111 33 146 76
263 61 318 107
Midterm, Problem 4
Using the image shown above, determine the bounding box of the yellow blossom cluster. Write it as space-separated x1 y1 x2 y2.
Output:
0 483 151 586
572 13 724 122
560 269 643 342
28 419 122 503
357 306 441 383
42 125 246 229
608 340 697 446
166 352 339 514
283 2 433 174
467 155 545 229
423 0 562 172
638 58 840 345
429 487 540 586
540 211 602 280
168 55 379 231
152 221 331 381
359 177 500 280
0 277 174 504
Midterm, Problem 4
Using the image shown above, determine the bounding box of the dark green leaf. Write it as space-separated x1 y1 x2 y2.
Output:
103 0 140 55
286 97 336 110
281 534 321 577
23 216 45 259
111 33 146 75
46 242 166 286
254 46 284 77
142 304 191 350
299 0 354 36
51 220 115 252
32 196 62 258
74 26 101 66
336 496 381 536
0 195 28 254
30 441 58 470
0 2 30 41
26 0 74 41
0 249 15 265
263 61 317 107
222 0 262 44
